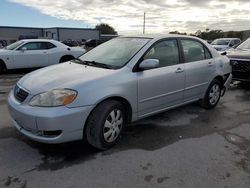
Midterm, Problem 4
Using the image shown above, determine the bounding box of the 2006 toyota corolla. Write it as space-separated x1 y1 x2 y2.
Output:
8 35 232 150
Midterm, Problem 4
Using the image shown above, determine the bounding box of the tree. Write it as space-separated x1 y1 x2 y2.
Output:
169 31 187 35
95 23 117 35
193 29 223 41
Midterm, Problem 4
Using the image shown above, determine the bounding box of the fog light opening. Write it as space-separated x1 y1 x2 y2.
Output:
42 130 62 137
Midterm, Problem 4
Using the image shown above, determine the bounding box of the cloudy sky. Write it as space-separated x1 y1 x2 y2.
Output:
3 0 250 34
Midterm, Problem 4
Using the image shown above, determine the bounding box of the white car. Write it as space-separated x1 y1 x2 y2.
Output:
0 39 86 73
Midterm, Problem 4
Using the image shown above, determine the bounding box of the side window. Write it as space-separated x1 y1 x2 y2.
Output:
18 42 47 50
46 42 56 49
143 39 179 68
230 40 235 46
235 40 240 45
204 47 212 59
181 40 207 62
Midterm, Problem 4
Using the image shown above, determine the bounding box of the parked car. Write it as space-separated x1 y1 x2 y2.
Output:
84 39 101 48
227 37 250 81
62 39 82 47
211 38 241 51
0 39 85 73
8 35 232 150
0 40 7 48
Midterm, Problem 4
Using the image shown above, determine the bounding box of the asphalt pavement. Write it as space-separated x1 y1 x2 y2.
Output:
0 70 250 188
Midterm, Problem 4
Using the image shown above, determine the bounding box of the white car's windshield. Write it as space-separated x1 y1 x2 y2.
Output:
78 37 151 69
211 39 230 45
237 38 250 50
5 41 24 50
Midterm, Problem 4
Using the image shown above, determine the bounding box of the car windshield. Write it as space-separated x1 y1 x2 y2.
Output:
78 37 151 69
5 41 24 50
211 39 230 45
237 38 250 50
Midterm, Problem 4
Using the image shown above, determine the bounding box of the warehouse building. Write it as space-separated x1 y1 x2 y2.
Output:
0 26 100 46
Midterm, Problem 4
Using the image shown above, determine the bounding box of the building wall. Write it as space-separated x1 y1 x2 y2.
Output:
0 27 43 44
43 28 58 40
0 26 100 45
58 28 100 41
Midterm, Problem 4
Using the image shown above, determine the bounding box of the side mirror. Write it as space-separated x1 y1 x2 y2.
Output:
20 47 27 52
139 59 160 70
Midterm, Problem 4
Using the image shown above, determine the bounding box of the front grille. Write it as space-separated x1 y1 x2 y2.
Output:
14 85 29 102
231 60 250 73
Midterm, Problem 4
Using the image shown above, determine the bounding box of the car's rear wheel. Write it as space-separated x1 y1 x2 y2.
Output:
59 55 74 63
85 100 125 150
200 79 222 109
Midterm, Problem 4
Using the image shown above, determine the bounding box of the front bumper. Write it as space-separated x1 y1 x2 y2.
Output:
8 89 94 144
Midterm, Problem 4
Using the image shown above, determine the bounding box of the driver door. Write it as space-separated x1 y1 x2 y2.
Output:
12 42 49 69
136 39 185 118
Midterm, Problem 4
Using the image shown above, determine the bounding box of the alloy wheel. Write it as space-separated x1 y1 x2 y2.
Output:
209 84 221 105
103 109 123 143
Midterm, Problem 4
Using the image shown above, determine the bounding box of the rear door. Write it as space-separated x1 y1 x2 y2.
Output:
12 42 49 68
137 39 185 117
180 39 215 101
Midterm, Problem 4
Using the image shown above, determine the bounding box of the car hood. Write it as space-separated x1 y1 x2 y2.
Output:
226 48 250 59
18 62 115 95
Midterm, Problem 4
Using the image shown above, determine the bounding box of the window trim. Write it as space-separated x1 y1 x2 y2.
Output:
17 42 49 51
177 38 213 63
46 42 57 49
133 37 182 72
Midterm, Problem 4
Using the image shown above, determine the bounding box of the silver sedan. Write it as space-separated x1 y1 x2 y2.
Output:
8 35 232 150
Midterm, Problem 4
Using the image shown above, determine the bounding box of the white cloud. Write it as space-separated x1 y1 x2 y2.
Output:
9 0 250 34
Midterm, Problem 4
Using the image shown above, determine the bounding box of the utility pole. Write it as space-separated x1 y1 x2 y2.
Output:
143 12 146 34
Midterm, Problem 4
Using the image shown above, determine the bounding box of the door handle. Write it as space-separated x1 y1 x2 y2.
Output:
208 62 213 67
43 51 47 54
175 67 184 73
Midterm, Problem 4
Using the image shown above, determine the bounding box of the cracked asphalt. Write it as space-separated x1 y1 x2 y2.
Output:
0 70 250 188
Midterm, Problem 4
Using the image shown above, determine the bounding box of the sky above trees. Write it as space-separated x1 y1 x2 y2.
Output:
8 0 250 34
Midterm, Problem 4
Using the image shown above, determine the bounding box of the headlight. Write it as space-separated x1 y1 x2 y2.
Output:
29 89 77 107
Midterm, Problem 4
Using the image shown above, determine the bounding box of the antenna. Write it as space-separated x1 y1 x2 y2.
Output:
143 12 146 34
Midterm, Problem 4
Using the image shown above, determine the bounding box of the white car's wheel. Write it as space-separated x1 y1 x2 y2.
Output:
0 61 6 74
59 55 75 63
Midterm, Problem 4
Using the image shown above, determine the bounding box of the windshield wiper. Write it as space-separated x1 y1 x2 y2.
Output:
71 58 84 63
83 60 114 69
71 58 114 69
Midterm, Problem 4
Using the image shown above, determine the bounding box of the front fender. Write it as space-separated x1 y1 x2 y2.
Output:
66 70 138 114
0 54 14 69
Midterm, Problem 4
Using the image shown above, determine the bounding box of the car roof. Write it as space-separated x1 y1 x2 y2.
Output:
119 34 200 40
214 38 240 40
20 39 58 42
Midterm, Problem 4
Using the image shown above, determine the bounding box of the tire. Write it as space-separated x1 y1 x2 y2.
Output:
0 61 6 74
59 56 74 63
85 100 125 150
200 79 222 109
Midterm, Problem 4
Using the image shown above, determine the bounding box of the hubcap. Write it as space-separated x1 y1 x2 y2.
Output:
103 109 123 143
209 84 220 105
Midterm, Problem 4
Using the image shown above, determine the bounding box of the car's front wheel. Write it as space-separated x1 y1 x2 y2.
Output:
200 79 222 109
85 100 125 150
